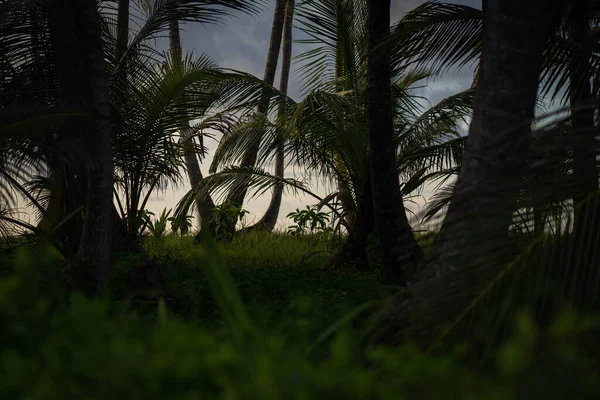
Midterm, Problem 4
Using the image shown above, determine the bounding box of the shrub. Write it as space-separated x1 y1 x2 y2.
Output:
2 270 599 399
2 238 600 399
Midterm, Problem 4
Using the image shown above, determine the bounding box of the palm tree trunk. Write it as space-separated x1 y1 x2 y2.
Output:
115 0 129 62
49 0 111 295
569 2 597 229
245 0 295 233
366 0 423 285
223 0 287 233
421 0 556 280
368 0 559 349
74 0 115 296
168 19 216 232
327 174 375 270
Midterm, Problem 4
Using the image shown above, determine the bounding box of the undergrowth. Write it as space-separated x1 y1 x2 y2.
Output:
137 231 381 337
1 232 600 398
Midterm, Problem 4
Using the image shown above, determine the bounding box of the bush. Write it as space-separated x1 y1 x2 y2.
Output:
2 238 600 399
2 271 600 399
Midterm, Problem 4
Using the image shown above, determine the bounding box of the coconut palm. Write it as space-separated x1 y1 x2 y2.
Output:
422 0 559 275
248 0 296 232
366 0 423 284
111 53 224 237
0 0 265 293
386 0 600 230
367 0 600 363
221 0 288 234
181 0 473 269
168 18 217 232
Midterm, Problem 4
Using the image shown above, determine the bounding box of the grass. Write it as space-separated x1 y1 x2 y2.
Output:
132 231 384 338
145 230 340 269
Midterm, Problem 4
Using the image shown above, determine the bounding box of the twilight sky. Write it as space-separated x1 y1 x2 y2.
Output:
145 0 480 230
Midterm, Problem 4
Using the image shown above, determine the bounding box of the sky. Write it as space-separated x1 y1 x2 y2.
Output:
144 0 481 230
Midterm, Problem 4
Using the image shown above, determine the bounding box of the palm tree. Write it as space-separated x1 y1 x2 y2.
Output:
168 18 216 231
369 0 567 352
386 0 600 233
47 0 114 295
424 0 558 274
111 53 223 237
223 0 288 233
115 0 130 62
567 1 597 228
366 0 422 284
247 0 296 232
193 0 472 269
0 0 264 293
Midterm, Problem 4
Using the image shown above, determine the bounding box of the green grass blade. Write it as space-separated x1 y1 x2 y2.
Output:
198 227 259 346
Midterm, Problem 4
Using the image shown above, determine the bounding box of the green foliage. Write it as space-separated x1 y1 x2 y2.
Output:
141 232 368 331
144 208 173 238
142 208 194 237
212 200 249 240
169 213 194 236
2 254 600 399
145 230 337 270
286 205 331 236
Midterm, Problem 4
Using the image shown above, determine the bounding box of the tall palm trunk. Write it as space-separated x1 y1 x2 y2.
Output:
366 0 422 284
223 0 287 233
49 0 114 295
77 0 114 296
247 0 295 232
369 0 559 348
569 2 597 229
115 0 129 62
168 20 216 231
422 0 556 280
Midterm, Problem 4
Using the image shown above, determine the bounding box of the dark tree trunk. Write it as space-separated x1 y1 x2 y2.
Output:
569 2 597 229
245 0 295 233
168 20 216 232
75 0 115 296
223 0 287 233
49 0 113 296
368 0 559 349
115 0 129 62
327 175 375 270
366 0 423 285
421 0 556 281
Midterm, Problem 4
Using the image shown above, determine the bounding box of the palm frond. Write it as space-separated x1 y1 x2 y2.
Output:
387 1 482 75
175 165 345 223
378 103 600 364
395 89 473 187
295 0 368 94
103 0 266 70
210 113 275 172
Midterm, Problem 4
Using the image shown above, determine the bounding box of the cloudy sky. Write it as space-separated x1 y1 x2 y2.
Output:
145 0 481 230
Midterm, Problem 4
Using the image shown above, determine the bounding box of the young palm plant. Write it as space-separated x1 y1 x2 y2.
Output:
111 53 222 238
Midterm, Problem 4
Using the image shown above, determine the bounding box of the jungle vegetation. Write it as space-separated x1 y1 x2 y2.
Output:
2 0 600 398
